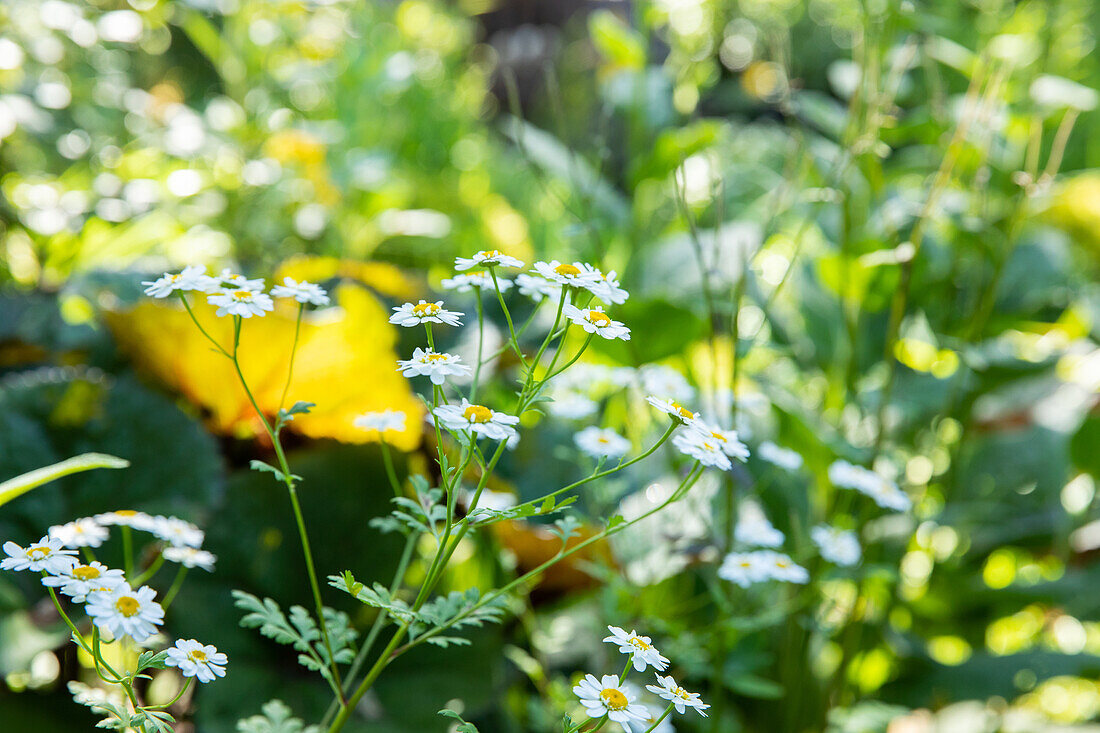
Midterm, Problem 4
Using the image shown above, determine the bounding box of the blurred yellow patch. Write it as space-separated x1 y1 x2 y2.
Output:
104 283 422 450
1047 173 1100 253
275 255 418 301
894 338 959 378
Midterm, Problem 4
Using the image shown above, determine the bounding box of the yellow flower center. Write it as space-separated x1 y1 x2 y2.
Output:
231 290 254 301
478 249 501 259
463 405 493 423
710 431 727 442
425 354 447 362
72 565 101 581
188 649 207 661
776 560 790 569
28 545 51 559
600 688 629 710
740 561 753 568
628 637 652 651
169 274 182 282
675 687 690 700
412 302 439 316
115 597 141 617
116 510 137 517
670 402 694 419
586 311 611 327
597 437 609 444
554 263 581 277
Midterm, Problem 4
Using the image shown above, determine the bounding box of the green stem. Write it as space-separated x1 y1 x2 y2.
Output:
161 566 188 609
471 294 485 403
379 441 402 498
278 304 305 413
643 704 675 733
121 526 133 579
143 677 192 710
131 550 166 586
490 269 526 367
178 292 229 357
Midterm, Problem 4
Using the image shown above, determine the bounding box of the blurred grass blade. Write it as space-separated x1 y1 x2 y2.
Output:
0 453 130 509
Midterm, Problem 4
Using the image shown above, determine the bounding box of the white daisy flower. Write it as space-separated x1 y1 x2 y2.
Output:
573 673 648 724
639 365 695 403
269 277 330 306
165 639 228 683
646 674 710 717
811 525 861 567
207 288 275 318
42 562 125 603
756 550 809 584
717 552 768 587
152 517 204 549
212 268 265 292
828 460 911 512
354 410 407 435
757 442 803 471
695 424 750 461
142 266 215 298
578 265 629 305
85 583 165 642
563 304 631 341
547 391 599 420
603 626 670 672
532 260 603 292
672 430 732 470
646 396 703 428
389 300 463 328
455 249 525 271
48 518 109 548
734 505 784 548
94 510 157 532
163 546 217 572
1 536 79 575
515 273 561 302
574 427 631 459
440 272 513 293
396 348 472 385
433 400 519 442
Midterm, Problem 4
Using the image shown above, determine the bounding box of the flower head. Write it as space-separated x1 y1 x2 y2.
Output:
757 442 803 471
582 266 630 305
440 272 512 293
532 260 603 291
811 525 861 567
646 396 703 429
694 424 750 461
397 348 471 385
758 550 810 584
389 300 463 328
828 460 910 512
207 288 274 318
563 304 631 341
575 427 631 459
646 674 710 717
547 391 598 420
573 673 648 724
455 250 525 271
734 505 784 548
163 546 217 572
672 430 733 470
42 562 125 603
94 510 157 531
603 626 670 672
354 410 407 436
1 536 79 574
166 639 228 683
49 518 109 548
85 583 164 642
212 269 265 292
270 277 330 306
515 274 561 302
433 399 519 442
152 517 204 549
639 365 694 403
720 550 808 586
142 266 215 298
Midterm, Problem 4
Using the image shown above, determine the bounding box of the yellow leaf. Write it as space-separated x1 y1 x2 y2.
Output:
104 283 423 450
274 255 418 301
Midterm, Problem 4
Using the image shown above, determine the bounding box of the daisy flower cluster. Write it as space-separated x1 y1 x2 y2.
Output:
142 266 330 318
571 625 709 729
1 510 228 730
828 459 911 512
647 395 750 471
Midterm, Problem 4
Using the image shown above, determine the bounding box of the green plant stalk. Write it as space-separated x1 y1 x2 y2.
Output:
277 303 305 412
131 550 166 586
470 294 485 402
490 268 526 367
161 566 188 609
121 526 134 578
643 704 675 733
379 441 402 498
144 677 192 711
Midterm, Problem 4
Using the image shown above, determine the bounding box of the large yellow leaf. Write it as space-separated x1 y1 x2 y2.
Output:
104 283 423 450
